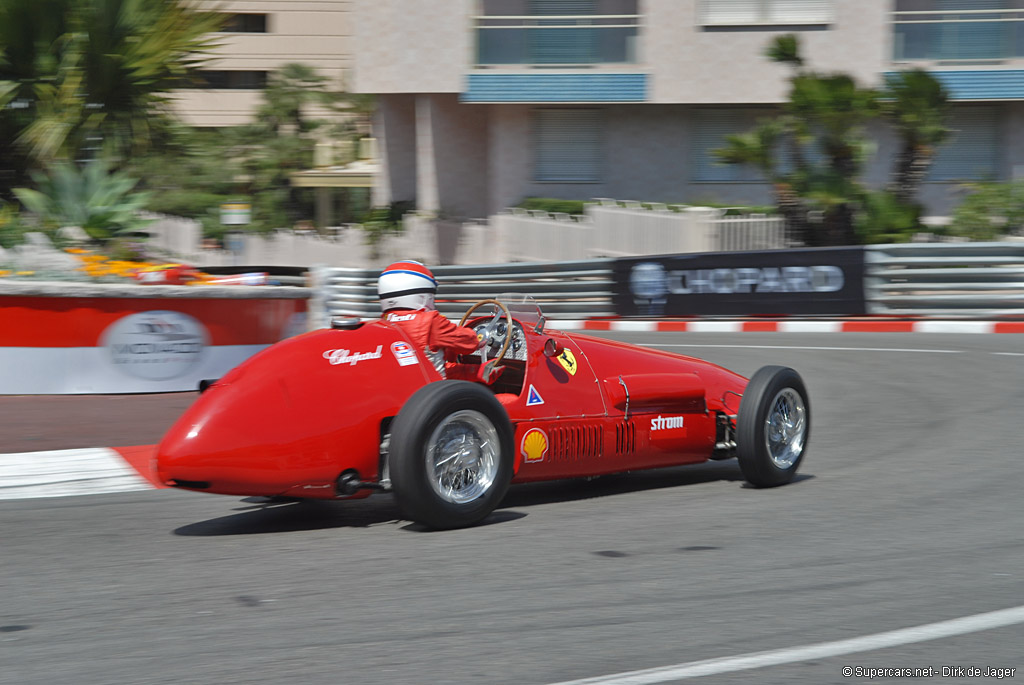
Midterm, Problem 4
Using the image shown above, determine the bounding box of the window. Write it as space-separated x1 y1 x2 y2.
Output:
531 0 597 65
534 109 604 182
197 71 268 90
220 13 268 33
929 107 999 181
700 0 833 26
691 109 767 182
894 0 1013 62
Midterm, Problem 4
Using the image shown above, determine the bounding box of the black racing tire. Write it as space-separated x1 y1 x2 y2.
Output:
736 366 810 488
389 381 514 529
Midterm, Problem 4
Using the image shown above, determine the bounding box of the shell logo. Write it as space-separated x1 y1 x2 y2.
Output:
521 428 549 463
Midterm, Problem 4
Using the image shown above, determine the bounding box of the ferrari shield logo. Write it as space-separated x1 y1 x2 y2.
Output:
557 348 578 376
526 384 544 406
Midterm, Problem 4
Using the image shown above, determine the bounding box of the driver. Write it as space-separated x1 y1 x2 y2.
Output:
378 260 483 378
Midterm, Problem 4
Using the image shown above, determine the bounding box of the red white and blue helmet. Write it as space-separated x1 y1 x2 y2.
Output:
378 260 437 313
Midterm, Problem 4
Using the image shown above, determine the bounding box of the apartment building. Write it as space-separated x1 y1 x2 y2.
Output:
351 0 1024 218
172 1 352 127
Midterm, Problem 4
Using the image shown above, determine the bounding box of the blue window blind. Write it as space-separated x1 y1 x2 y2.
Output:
531 0 597 64
691 109 766 182
929 107 999 181
534 109 604 182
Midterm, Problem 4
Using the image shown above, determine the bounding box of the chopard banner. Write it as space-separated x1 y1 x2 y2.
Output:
613 247 866 317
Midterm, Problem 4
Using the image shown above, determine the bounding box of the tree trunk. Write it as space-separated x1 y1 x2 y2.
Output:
889 143 933 205
774 182 812 246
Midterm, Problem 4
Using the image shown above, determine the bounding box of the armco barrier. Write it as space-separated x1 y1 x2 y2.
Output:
310 260 616 326
0 281 309 394
313 243 1024 324
865 242 1024 318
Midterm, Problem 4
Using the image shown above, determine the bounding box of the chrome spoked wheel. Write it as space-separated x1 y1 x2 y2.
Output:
425 409 500 505
764 388 806 469
736 366 810 488
390 381 514 529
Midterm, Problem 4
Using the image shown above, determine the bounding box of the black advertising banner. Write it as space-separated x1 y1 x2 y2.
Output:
613 247 866 317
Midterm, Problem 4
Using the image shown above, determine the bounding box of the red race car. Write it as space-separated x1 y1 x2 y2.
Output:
156 295 809 529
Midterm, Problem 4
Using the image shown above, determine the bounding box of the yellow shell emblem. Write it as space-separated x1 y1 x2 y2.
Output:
521 428 549 463
557 348 577 376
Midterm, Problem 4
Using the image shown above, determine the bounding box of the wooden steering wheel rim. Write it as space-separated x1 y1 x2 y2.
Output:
458 298 514 366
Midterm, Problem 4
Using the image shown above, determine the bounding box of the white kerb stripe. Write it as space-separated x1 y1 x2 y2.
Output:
778 320 842 333
547 604 1024 684
611 321 657 332
686 321 743 333
914 320 995 334
0 448 152 500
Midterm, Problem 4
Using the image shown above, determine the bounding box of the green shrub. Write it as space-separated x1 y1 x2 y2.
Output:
855 190 922 244
517 197 586 215
0 203 26 249
13 158 152 242
949 181 1024 241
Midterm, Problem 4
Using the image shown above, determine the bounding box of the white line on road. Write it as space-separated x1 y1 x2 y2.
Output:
992 352 1024 357
547 605 1024 684
643 344 964 354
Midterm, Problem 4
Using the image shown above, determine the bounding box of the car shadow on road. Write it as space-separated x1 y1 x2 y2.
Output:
498 459 752 509
173 496 405 536
172 461 812 536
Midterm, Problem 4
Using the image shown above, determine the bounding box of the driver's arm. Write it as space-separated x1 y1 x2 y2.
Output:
427 310 484 356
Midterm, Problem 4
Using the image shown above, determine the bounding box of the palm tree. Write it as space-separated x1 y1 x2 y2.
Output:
882 69 951 205
0 0 223 189
714 35 877 246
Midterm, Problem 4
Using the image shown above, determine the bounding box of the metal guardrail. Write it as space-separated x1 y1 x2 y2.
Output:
311 244 1024 325
865 243 1024 317
310 260 617 327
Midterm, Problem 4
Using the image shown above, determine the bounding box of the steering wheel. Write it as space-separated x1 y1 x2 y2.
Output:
458 299 513 383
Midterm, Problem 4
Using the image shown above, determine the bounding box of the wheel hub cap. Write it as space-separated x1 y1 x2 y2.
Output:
764 388 806 469
426 410 499 504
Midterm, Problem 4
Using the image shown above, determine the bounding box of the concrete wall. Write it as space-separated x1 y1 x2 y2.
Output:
351 0 472 94
173 0 352 127
374 95 418 206
638 0 889 104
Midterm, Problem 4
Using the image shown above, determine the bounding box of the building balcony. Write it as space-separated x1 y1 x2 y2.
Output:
893 8 1024 64
474 10 641 67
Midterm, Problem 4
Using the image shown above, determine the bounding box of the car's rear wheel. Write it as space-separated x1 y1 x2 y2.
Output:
389 381 514 529
736 366 809 487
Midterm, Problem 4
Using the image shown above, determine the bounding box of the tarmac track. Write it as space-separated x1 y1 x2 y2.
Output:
1 332 1022 685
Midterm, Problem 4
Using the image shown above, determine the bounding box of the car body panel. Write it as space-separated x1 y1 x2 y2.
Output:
156 302 750 500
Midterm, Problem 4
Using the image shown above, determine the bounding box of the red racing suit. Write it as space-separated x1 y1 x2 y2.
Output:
384 308 481 378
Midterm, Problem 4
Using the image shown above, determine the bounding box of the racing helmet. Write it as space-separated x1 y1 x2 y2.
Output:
378 260 437 313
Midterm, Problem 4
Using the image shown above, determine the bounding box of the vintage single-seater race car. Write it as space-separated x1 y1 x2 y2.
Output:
156 295 809 529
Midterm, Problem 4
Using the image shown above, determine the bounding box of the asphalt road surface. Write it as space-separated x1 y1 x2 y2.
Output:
2 332 1023 685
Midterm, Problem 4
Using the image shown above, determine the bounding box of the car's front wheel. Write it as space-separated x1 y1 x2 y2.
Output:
389 381 514 529
736 366 810 487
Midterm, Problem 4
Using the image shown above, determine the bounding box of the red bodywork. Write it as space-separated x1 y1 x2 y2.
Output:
156 308 749 499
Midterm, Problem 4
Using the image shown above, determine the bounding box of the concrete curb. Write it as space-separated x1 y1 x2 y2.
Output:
0 446 159 501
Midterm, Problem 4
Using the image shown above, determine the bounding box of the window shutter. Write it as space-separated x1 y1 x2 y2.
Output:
702 0 833 25
531 0 596 13
692 109 763 182
929 107 999 181
702 0 761 24
767 0 833 24
535 109 604 182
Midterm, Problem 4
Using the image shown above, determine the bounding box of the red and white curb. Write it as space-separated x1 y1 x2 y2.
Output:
555 319 1024 334
0 446 159 501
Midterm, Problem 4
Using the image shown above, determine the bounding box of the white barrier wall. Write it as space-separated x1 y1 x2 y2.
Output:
145 202 791 268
